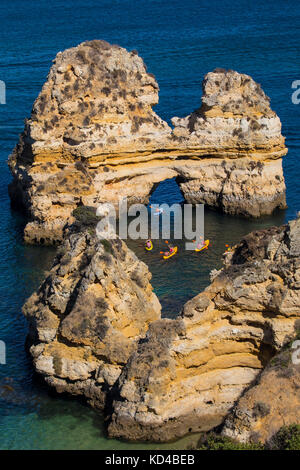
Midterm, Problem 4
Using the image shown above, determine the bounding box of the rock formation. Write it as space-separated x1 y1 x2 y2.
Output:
8 40 287 244
108 217 300 442
22 211 300 442
23 226 160 408
221 338 300 445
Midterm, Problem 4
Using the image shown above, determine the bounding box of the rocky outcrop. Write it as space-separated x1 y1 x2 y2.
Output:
23 227 160 408
22 213 300 442
108 217 300 442
221 338 300 445
8 40 287 244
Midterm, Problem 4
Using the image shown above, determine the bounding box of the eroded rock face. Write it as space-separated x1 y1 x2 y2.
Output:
22 216 300 441
108 217 300 442
23 229 161 407
8 41 287 244
221 340 300 445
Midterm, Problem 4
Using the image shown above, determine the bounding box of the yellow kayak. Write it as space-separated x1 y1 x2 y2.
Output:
195 239 209 252
145 241 153 251
163 246 178 259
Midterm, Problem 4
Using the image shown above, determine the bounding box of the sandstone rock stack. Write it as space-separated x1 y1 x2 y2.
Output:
108 217 300 441
23 213 300 442
23 227 160 407
8 40 287 244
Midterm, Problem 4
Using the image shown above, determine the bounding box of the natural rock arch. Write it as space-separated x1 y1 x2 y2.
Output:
9 40 299 446
8 40 287 244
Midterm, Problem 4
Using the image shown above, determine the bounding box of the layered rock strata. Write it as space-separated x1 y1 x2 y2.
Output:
8 40 287 244
222 340 300 445
23 228 160 408
108 217 300 441
23 216 300 441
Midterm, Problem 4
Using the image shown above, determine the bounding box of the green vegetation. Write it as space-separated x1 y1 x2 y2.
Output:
194 425 300 450
72 205 104 237
53 356 63 376
196 433 263 451
100 239 112 253
72 205 100 228
269 425 300 450
253 402 270 418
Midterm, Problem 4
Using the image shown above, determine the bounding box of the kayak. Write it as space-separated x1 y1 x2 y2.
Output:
153 209 164 215
195 239 209 252
145 241 153 251
163 246 178 259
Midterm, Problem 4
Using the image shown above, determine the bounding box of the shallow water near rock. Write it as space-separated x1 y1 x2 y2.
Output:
0 0 299 450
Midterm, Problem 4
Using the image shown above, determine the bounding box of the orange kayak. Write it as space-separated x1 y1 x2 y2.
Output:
163 246 178 259
195 239 209 252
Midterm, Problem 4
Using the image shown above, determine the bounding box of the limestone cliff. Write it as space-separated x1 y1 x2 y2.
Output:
108 217 300 442
23 227 160 407
8 40 287 244
221 338 300 445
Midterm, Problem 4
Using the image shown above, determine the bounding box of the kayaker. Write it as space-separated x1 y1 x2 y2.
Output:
145 239 153 251
150 205 164 215
193 237 204 250
164 244 175 256
196 240 205 250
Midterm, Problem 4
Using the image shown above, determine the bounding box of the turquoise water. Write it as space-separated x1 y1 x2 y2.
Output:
0 0 299 450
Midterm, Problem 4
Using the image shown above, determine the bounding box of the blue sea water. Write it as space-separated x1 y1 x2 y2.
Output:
0 0 299 449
